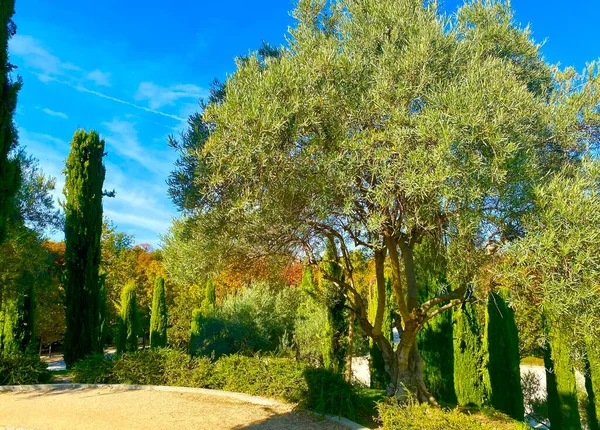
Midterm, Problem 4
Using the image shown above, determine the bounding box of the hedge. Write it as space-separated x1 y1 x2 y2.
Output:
72 349 361 419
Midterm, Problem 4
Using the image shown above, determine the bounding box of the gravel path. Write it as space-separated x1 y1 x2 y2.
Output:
0 387 345 430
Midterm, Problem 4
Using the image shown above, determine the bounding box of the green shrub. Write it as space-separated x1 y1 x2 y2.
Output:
72 349 213 388
71 354 115 383
190 283 301 358
378 401 529 430
212 354 307 402
0 353 50 385
70 348 361 419
113 349 166 385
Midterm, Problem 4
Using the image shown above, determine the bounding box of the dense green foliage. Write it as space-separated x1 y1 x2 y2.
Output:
150 276 167 348
453 303 486 407
63 130 107 366
0 0 22 245
483 293 524 420
0 280 34 354
72 349 366 419
378 401 529 430
544 326 581 429
0 155 62 355
190 282 300 358
321 237 347 374
418 304 455 404
0 352 50 385
415 240 456 404
118 281 139 353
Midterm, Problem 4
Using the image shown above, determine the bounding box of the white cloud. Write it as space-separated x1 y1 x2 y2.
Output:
10 34 77 77
41 108 68 119
135 82 205 110
10 35 111 88
86 69 111 87
104 209 171 237
101 118 173 175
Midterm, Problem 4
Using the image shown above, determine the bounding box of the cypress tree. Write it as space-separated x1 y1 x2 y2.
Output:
150 276 168 348
483 293 524 420
189 308 203 356
0 273 35 354
588 339 600 430
117 281 139 353
544 323 581 429
200 280 216 315
300 265 316 294
63 130 106 366
417 274 456 404
369 277 393 389
585 347 599 430
0 0 21 245
321 236 347 374
453 302 487 407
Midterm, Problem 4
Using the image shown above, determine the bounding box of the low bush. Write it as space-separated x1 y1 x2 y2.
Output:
71 349 362 420
0 353 51 385
378 401 529 430
212 355 307 402
71 354 115 383
72 349 212 387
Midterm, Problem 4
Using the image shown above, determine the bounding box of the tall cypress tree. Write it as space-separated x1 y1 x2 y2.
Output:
117 281 139 353
150 276 167 348
588 339 600 430
453 302 487 407
585 347 600 430
483 293 524 420
321 236 348 374
200 280 216 315
0 0 21 245
63 130 106 366
544 323 581 429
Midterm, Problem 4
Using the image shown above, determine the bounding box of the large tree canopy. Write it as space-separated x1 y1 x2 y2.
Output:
169 0 600 400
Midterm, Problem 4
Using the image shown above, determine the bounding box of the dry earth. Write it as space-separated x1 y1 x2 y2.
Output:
0 387 345 430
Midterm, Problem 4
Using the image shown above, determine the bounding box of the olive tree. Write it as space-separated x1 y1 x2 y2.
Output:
171 0 600 401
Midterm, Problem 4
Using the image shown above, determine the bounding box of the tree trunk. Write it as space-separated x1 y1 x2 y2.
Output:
386 331 437 404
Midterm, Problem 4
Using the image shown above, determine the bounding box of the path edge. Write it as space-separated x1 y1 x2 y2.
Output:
0 384 370 430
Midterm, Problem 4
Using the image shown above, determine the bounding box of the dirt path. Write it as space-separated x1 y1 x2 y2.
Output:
0 388 345 430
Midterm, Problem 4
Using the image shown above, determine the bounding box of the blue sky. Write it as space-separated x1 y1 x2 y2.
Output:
9 0 600 247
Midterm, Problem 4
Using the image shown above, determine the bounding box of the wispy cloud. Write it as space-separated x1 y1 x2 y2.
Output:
101 118 173 175
41 107 68 119
135 82 205 110
86 69 111 87
104 209 172 236
10 34 111 88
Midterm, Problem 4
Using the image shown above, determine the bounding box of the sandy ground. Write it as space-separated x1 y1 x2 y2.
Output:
0 388 345 430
